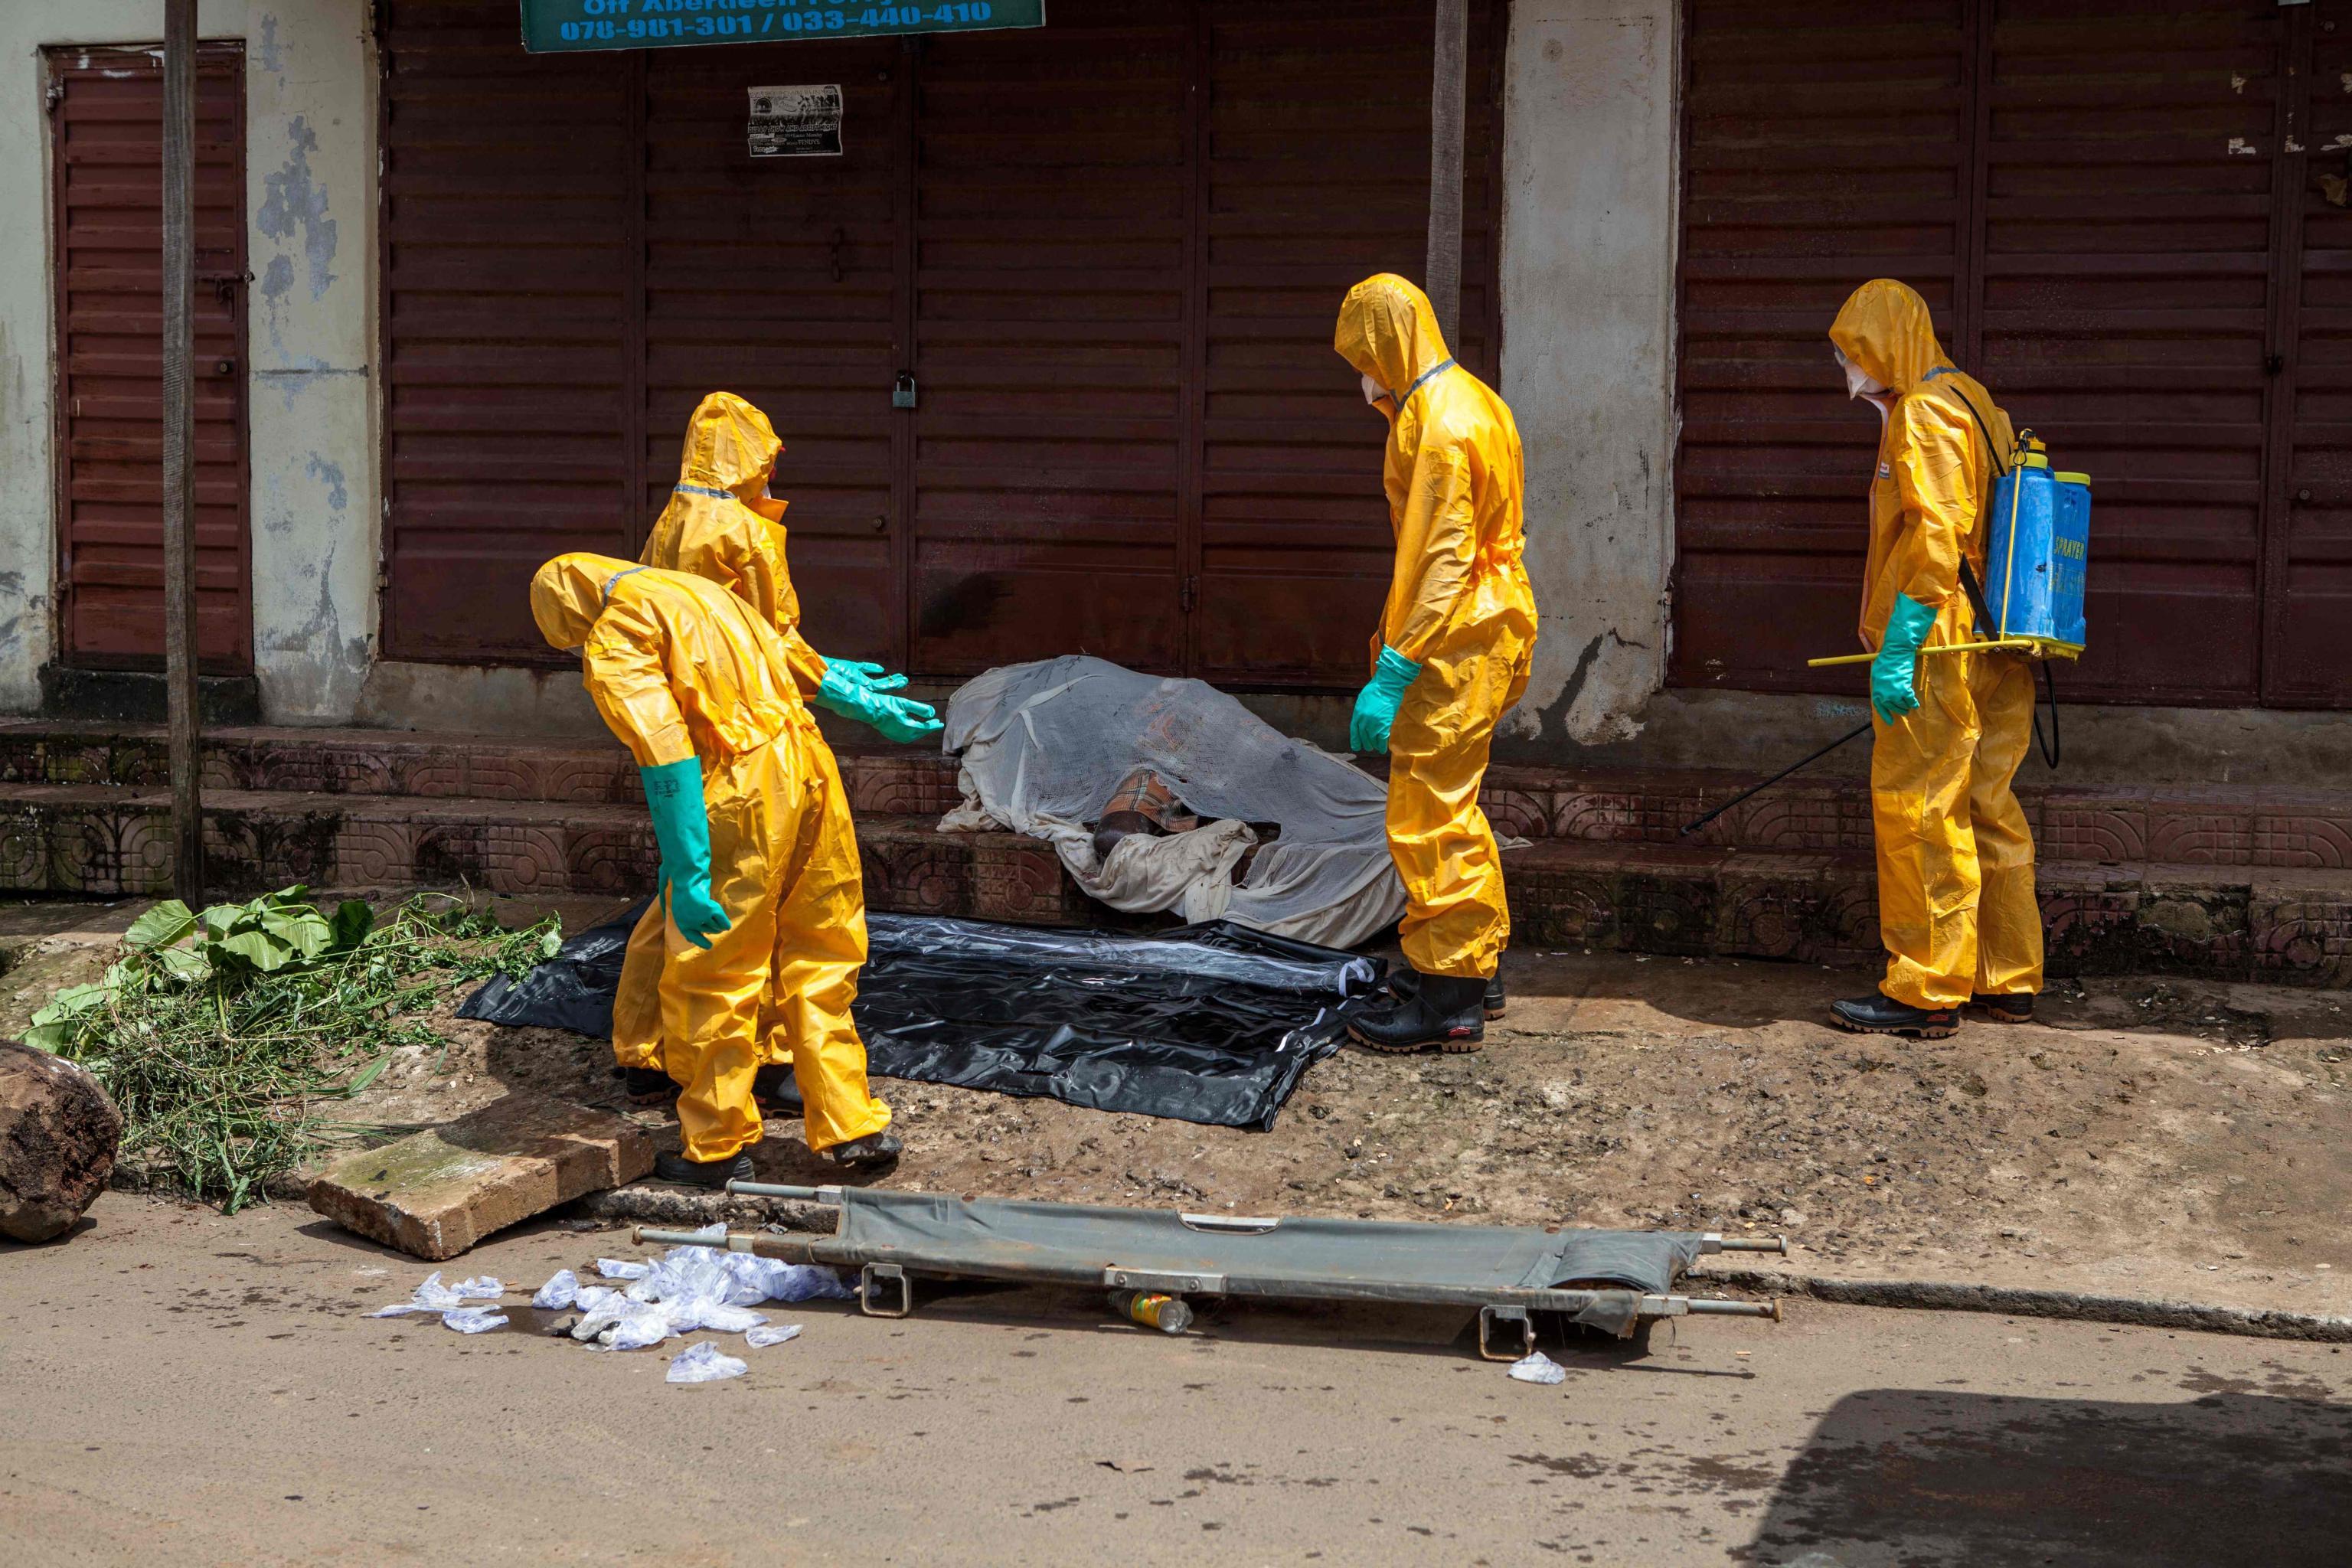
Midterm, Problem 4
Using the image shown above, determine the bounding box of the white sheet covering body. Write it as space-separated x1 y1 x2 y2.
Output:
939 657 1409 948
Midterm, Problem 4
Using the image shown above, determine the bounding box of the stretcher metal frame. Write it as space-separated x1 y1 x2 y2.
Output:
632 1182 1785 1361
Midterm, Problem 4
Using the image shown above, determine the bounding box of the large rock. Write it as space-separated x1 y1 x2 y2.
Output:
0 1038 123 1243
306 1093 653 1260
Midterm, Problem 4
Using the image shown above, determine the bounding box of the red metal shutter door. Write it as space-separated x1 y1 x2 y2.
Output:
1678 1 2298 707
1976 3 2278 704
2275 3 2352 707
51 45 252 672
1673 0 1971 693
907 4 1192 676
1192 0 1503 688
642 41 905 665
379 1 633 663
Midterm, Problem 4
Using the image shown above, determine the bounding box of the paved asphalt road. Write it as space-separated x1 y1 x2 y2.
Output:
3 1195 2347 1566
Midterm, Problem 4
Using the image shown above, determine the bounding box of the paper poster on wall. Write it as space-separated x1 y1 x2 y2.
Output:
747 83 844 157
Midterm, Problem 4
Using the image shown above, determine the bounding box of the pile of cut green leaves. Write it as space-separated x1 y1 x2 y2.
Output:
28 887 560 1211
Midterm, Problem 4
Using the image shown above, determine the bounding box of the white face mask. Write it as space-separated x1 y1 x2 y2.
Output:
1361 372 1389 407
1833 347 1886 401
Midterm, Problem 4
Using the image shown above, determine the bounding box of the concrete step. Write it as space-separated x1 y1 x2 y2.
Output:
3 778 2346 986
1503 839 2352 986
6 721 2349 872
0 721 960 817
0 782 1105 930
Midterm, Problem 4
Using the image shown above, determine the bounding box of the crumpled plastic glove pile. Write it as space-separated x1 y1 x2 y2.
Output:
364 1229 853 1384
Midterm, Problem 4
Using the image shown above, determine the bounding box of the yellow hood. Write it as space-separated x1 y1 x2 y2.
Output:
530 552 640 651
678 390 784 498
1828 279 1951 396
1334 274 1452 404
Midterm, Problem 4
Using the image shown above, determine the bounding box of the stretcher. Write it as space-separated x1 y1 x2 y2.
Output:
632 1182 1785 1361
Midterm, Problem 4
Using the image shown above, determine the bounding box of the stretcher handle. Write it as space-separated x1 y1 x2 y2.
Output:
1703 1233 1792 1256
1806 636 2040 668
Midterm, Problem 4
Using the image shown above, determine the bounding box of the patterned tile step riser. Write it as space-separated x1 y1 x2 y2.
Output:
0 731 966 819
5 727 2350 869
1488 781 2352 869
5 792 2347 986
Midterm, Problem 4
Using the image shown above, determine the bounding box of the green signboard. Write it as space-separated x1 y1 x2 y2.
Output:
520 1 1045 54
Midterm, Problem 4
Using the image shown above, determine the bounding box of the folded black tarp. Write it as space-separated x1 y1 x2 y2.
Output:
459 906 1384 1131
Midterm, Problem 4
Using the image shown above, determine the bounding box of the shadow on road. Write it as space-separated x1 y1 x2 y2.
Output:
1740 1386 2352 1566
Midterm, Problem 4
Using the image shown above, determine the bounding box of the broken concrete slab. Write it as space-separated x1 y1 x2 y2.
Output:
307 1093 652 1260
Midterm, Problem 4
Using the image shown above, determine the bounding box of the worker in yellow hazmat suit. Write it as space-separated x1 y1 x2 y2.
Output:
610 393 939 1116
1826 279 2043 1037
531 554 900 1183
1331 275 1537 1054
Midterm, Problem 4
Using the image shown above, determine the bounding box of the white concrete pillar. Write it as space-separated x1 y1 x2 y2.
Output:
1499 0 1681 746
245 1 377 723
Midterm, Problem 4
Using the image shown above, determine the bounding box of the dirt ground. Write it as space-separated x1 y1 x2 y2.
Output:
6 891 2348 1319
11 1196 2351 1566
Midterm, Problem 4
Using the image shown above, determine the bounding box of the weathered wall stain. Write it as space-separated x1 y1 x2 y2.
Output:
256 115 337 302
305 454 348 512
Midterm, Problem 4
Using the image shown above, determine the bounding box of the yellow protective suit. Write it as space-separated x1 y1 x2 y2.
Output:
1334 275 1538 981
531 554 891 1161
1830 278 2045 1009
616 392 835 1077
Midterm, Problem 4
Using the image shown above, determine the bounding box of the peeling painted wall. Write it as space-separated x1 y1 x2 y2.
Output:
0 1 376 722
1496 0 1680 751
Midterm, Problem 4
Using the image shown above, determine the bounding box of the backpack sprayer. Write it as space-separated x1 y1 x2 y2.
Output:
1681 407 2089 838
1803 423 2089 668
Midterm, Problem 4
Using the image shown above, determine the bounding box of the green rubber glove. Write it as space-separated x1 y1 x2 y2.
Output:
640 757 730 949
814 664 944 746
821 657 909 694
1348 645 1424 754
1870 593 1938 724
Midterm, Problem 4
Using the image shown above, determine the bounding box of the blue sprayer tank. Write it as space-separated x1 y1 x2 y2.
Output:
1981 431 2089 659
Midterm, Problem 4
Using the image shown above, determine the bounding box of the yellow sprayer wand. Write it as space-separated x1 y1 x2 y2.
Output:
1807 636 2042 668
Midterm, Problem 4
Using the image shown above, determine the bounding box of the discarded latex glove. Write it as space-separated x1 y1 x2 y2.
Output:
570 1295 636 1344
724 1255 855 1304
599 1307 672 1351
1508 1351 1567 1386
596 1258 651 1280
667 1341 750 1384
673 1300 766 1335
441 1307 508 1334
577 1296 673 1351
368 1270 501 1318
531 1269 580 1310
745 1324 803 1349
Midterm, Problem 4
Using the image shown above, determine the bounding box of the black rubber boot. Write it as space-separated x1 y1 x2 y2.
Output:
652 1150 755 1190
616 1066 672 1106
1970 993 2035 1024
1391 968 1507 1021
1828 993 1958 1040
753 1064 805 1116
1349 974 1487 1054
826 1130 903 1169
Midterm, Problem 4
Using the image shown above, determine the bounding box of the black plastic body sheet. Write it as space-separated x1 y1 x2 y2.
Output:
459 906 1384 1130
